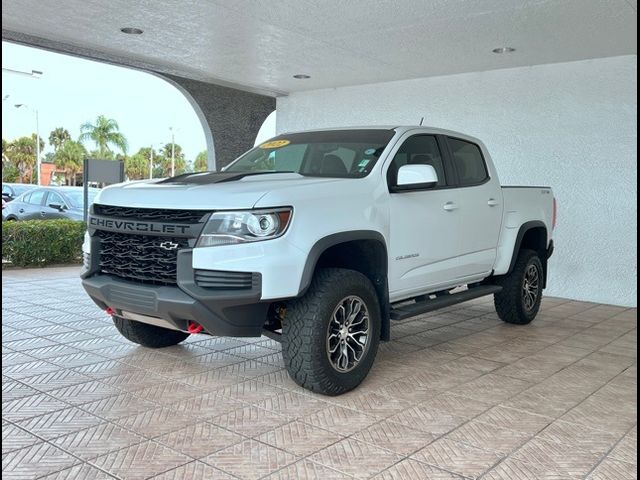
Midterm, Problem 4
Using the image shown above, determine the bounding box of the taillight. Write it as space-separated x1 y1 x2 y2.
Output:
552 198 557 230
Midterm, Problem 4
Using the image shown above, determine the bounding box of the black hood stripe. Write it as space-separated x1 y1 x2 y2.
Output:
158 171 294 185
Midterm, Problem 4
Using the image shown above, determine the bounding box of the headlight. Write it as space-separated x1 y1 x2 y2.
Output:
196 208 292 247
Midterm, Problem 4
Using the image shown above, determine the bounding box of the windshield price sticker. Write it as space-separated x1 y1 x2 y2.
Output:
259 140 291 149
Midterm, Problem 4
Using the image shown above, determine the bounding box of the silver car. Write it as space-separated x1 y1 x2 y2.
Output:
2 186 99 221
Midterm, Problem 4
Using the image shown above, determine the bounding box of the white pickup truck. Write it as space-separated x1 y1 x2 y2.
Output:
81 126 556 395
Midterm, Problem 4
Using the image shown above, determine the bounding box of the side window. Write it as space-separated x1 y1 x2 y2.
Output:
387 135 446 187
448 138 488 186
46 192 66 207
27 189 46 205
2 185 10 195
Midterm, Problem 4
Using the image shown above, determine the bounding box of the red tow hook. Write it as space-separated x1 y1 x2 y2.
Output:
187 321 204 334
105 307 115 316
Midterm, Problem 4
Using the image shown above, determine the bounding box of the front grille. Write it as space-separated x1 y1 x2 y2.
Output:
195 269 255 290
93 204 209 223
98 231 189 285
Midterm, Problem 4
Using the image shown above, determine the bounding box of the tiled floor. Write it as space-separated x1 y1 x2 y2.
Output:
2 266 637 480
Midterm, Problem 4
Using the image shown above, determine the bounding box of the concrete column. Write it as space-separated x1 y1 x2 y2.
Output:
161 74 275 171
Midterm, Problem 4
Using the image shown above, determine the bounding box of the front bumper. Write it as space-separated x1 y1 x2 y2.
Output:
82 249 269 337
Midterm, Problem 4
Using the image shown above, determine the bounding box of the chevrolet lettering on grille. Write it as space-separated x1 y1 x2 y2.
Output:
89 217 191 235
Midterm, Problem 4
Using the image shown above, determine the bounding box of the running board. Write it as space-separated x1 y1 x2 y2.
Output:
390 285 502 321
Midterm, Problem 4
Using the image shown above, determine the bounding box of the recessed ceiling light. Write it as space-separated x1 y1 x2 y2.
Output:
120 27 144 35
492 47 516 54
293 74 311 79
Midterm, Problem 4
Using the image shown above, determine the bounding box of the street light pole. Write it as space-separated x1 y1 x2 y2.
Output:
170 127 175 177
35 109 40 186
150 145 154 179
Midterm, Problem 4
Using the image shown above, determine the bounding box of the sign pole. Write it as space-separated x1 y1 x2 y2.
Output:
83 158 89 223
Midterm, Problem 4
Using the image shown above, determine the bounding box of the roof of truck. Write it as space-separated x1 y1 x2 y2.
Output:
280 125 484 145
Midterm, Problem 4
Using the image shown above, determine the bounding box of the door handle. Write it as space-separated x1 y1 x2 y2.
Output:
487 198 500 207
19 208 25 213
443 202 459 211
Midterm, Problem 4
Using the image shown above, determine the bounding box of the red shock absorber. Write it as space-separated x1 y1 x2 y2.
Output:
187 321 204 334
105 307 115 316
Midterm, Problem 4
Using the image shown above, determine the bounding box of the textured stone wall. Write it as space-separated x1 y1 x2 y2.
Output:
162 74 275 170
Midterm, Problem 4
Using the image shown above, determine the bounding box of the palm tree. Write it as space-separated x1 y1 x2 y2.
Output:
194 150 208 172
125 152 149 180
79 115 128 158
48 127 71 151
6 135 44 183
54 140 86 185
158 142 187 176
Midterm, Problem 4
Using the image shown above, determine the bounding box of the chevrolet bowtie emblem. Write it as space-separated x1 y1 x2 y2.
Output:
159 241 179 251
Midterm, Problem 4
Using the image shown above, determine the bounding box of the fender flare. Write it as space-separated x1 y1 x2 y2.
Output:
297 230 391 341
507 221 547 273
506 221 550 287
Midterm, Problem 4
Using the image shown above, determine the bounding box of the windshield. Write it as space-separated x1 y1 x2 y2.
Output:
63 190 99 208
225 129 395 178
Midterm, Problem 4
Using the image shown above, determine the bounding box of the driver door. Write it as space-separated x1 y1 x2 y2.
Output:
386 134 462 300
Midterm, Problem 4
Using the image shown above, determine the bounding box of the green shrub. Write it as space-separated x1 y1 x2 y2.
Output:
2 219 86 267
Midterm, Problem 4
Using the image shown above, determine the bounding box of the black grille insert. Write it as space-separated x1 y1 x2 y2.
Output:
195 269 255 290
98 231 189 285
93 204 209 223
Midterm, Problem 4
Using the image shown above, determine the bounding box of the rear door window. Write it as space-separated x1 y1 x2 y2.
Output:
447 138 488 186
27 189 46 205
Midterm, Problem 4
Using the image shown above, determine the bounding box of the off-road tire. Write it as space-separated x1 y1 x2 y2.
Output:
113 316 189 348
282 268 381 396
494 249 543 325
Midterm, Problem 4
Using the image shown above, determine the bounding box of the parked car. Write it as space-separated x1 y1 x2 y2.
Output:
82 126 555 395
2 183 37 202
2 186 99 221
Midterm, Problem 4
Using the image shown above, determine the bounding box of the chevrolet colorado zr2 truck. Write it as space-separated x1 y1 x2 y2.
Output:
81 127 556 395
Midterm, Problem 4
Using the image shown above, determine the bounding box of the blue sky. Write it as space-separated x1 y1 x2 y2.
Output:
1 41 207 160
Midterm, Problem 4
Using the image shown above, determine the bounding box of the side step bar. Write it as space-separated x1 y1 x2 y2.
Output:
390 285 502 321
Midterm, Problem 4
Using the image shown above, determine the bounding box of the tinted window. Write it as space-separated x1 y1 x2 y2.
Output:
27 189 46 205
47 192 66 207
448 138 488 186
63 190 98 208
387 135 446 187
226 130 395 178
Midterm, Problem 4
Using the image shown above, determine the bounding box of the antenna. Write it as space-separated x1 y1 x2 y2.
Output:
419 117 424 126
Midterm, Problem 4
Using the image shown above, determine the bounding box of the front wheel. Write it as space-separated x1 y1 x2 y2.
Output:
494 249 544 325
282 268 381 396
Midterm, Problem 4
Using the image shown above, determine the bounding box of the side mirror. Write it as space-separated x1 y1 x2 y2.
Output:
393 164 439 191
49 203 66 211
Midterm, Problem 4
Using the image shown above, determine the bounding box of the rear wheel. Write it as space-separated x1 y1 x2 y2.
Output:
494 249 543 325
282 268 380 396
113 316 189 348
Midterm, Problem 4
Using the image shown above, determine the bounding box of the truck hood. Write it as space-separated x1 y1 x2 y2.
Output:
94 172 349 210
